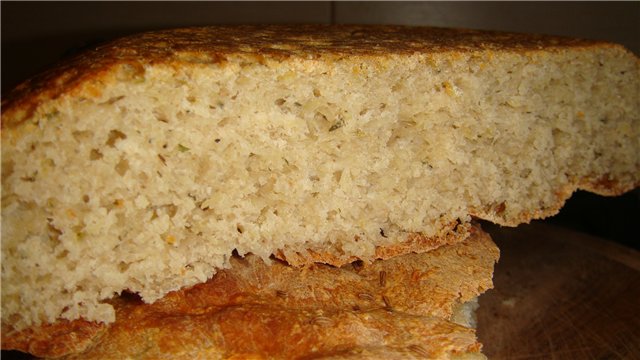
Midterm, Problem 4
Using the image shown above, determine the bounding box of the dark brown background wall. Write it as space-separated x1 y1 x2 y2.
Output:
2 1 639 249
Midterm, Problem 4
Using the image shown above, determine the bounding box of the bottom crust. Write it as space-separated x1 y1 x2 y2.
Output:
276 219 472 267
2 224 498 359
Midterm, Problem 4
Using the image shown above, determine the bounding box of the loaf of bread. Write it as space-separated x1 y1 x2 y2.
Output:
2 225 498 359
1 25 638 329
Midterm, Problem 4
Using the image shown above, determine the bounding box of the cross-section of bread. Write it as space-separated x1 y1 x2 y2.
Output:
1 25 638 329
1 225 498 359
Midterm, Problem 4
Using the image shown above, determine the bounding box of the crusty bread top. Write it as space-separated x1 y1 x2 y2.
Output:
1 25 628 128
2 224 497 359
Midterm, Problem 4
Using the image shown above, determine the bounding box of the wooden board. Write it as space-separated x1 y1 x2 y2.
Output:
478 221 640 360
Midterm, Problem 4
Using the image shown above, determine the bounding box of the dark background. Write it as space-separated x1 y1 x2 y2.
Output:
2 1 639 245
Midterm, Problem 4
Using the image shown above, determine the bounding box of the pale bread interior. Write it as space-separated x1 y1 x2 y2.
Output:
1 40 638 329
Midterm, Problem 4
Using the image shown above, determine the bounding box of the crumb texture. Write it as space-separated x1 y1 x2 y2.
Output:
1 25 638 329
2 227 497 359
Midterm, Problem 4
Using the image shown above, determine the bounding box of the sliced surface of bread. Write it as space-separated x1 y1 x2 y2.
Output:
1 225 498 359
1 25 638 328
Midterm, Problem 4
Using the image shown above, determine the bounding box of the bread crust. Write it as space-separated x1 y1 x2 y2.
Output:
277 219 471 267
1 25 627 129
1 224 498 359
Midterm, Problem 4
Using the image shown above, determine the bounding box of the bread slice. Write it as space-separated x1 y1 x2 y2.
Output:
1 224 498 359
1 25 638 329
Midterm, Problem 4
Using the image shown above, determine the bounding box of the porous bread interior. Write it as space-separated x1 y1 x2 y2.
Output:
2 45 638 329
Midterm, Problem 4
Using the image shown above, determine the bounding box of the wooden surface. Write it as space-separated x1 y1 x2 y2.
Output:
478 221 640 360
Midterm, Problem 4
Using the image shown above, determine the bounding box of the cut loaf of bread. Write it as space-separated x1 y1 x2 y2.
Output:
2 225 498 359
1 25 638 329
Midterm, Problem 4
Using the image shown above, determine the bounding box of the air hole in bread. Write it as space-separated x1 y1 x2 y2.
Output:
72 130 94 142
218 117 232 127
153 110 169 123
89 149 103 160
115 158 129 176
2 159 15 179
105 130 127 147
20 172 37 182
333 170 343 182
166 204 178 218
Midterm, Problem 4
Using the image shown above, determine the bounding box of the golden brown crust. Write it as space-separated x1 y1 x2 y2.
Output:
277 219 471 267
2 224 498 359
64 306 481 360
1 24 624 129
470 175 640 228
0 319 105 358
580 174 640 197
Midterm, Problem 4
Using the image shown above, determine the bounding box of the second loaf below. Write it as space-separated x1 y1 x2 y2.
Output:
1 25 638 329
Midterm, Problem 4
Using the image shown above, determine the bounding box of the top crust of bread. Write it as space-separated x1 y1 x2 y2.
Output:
1 25 638 329
0 25 630 128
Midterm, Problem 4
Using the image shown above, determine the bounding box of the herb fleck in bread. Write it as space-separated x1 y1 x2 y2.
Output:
1 25 638 329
